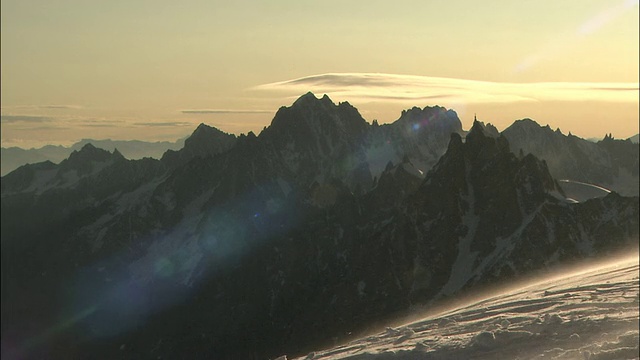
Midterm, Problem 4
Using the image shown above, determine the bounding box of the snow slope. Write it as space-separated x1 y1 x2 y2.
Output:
294 253 639 360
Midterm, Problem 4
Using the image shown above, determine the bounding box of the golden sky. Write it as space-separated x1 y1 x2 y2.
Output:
1 0 638 148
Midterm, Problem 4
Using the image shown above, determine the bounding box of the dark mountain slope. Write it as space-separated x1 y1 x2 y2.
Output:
70 122 640 359
1 95 637 360
503 119 639 196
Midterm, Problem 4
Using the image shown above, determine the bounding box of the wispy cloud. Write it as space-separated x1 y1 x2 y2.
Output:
79 124 122 128
24 125 70 131
75 118 125 127
38 105 83 109
254 73 639 104
1 105 82 110
133 121 193 127
181 109 272 114
1 114 55 123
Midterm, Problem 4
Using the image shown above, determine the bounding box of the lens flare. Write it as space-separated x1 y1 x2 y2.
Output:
154 257 175 278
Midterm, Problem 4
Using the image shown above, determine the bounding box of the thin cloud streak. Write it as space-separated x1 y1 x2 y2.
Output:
133 122 193 127
181 109 272 114
254 73 639 104
79 124 123 128
1 105 83 110
1 114 55 123
578 0 638 35
18 126 70 131
39 105 82 109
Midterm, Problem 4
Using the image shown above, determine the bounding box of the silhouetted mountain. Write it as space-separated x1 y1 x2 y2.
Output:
473 120 500 138
503 119 639 197
161 123 237 167
72 138 185 160
367 105 464 178
1 145 71 176
1 138 184 176
1 144 130 195
1 94 638 360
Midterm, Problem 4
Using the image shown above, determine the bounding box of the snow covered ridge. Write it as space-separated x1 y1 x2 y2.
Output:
291 252 640 360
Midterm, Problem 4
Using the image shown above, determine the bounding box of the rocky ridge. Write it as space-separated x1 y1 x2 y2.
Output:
1 93 638 359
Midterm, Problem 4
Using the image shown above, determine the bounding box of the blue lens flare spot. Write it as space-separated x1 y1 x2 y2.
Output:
154 257 174 278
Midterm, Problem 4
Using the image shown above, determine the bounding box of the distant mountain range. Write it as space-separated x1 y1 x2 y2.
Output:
502 121 639 198
1 93 638 359
1 138 185 176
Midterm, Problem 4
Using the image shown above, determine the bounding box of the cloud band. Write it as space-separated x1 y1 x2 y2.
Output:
181 109 272 114
254 73 639 104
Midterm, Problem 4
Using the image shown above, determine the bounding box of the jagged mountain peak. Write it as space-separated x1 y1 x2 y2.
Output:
395 105 462 134
161 123 237 165
78 142 97 151
379 155 424 180
511 117 539 127
466 119 504 143
284 92 363 122
184 123 236 151
194 122 212 131
366 157 424 208
503 116 639 197
474 121 500 138
262 92 368 144
426 120 560 205
50 142 127 177
66 143 118 164
466 119 486 138
291 91 333 107
251 93 373 190
464 120 511 159
407 122 571 301
188 123 234 143
399 104 448 116
465 127 559 197
111 148 125 160
600 133 617 142
505 118 560 137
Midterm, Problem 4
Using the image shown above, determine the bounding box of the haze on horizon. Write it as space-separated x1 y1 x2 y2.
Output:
1 0 638 149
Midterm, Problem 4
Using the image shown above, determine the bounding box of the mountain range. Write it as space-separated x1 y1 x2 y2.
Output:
1 93 638 359
1 138 185 176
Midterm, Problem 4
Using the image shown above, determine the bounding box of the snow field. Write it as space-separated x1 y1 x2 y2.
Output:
294 254 639 360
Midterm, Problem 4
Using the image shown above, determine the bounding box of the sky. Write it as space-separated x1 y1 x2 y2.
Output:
1 0 638 148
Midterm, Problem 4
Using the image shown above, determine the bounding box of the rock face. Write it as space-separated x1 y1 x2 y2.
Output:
259 92 372 191
1 144 130 195
1 139 184 176
503 119 639 197
1 94 638 360
160 123 236 167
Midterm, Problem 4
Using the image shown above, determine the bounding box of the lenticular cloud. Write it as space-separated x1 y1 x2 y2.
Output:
255 73 638 105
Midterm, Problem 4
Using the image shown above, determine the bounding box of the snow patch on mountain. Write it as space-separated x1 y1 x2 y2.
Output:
128 189 213 286
400 162 424 179
439 162 479 296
